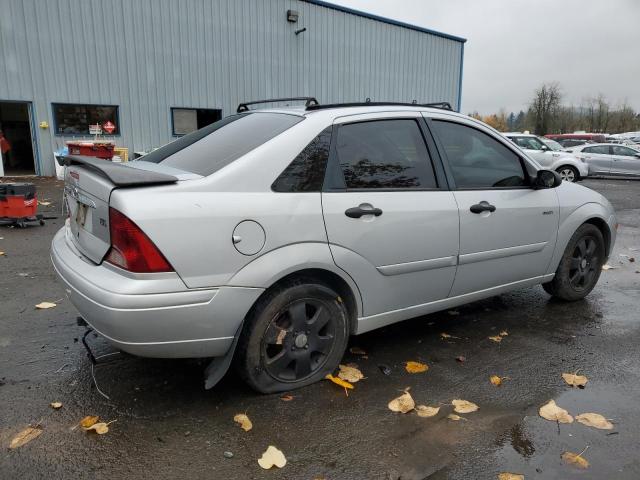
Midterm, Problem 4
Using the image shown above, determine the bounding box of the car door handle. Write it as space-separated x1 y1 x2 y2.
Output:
344 206 383 218
470 201 496 214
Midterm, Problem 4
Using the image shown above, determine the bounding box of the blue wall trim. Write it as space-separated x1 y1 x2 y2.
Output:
300 0 467 44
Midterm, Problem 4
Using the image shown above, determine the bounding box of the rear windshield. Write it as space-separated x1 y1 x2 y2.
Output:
142 112 303 176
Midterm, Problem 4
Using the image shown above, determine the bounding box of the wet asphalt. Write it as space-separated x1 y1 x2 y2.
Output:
1 176 639 480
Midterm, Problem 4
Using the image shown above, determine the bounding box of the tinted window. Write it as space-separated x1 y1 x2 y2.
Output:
583 145 610 155
144 113 303 176
612 145 638 157
334 120 437 189
272 127 332 192
53 103 119 135
511 136 545 150
432 120 527 188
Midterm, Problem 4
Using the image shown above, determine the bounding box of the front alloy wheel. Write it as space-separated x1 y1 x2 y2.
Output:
557 165 578 182
236 281 349 393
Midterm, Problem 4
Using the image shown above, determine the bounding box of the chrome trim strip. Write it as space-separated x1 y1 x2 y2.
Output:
458 242 547 265
377 255 457 276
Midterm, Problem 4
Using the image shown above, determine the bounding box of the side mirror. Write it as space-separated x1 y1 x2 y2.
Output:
534 169 562 189
540 145 550 151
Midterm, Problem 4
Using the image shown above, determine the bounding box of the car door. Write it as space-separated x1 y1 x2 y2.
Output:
580 145 612 174
427 116 559 297
321 112 459 317
610 145 640 176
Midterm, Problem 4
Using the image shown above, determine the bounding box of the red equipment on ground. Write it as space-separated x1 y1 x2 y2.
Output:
0 182 44 227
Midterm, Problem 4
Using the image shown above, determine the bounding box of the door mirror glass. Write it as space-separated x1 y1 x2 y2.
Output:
534 169 561 189
540 144 549 151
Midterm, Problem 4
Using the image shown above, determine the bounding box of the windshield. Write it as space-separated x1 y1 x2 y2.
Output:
540 138 563 151
142 113 303 176
510 136 545 151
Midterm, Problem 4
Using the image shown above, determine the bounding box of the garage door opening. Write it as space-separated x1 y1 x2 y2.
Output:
0 101 36 176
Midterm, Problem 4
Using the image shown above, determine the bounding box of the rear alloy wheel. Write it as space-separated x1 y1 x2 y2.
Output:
557 165 579 182
235 282 349 393
543 224 605 301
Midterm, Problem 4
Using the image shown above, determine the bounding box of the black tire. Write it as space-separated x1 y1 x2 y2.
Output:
235 280 349 394
542 224 605 301
556 165 579 182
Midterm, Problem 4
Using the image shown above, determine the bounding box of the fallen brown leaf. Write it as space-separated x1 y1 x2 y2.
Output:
258 445 287 469
452 399 479 414
447 413 465 421
233 413 253 432
280 394 294 402
337 364 364 383
84 422 110 434
539 400 573 423
562 372 588 388
499 330 509 337
490 375 503 386
9 426 43 449
388 391 415 414
575 413 613 430
440 332 459 339
415 405 440 418
562 448 589 469
50 402 63 409
79 415 99 428
325 374 354 391
405 361 428 374
488 335 502 343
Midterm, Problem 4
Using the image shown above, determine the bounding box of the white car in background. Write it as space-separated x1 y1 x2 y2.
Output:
504 133 588 182
568 143 640 177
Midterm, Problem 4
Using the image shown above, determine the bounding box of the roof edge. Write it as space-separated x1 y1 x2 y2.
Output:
299 0 467 43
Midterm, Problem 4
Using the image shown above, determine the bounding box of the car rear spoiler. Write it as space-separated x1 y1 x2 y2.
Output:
57 155 178 187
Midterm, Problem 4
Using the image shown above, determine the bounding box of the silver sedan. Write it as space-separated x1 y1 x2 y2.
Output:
51 100 617 393
568 143 640 177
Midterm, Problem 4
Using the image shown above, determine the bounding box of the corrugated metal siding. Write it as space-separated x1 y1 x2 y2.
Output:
0 0 463 176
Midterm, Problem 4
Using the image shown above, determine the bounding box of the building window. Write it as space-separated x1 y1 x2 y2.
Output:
171 108 222 136
52 103 119 135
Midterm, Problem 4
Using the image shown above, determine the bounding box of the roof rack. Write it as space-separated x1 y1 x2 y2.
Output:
305 101 453 111
237 97 319 113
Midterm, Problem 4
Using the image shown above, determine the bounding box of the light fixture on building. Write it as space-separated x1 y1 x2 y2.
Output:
287 10 299 23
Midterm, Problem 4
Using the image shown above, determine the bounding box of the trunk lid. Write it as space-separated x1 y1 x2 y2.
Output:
61 156 195 264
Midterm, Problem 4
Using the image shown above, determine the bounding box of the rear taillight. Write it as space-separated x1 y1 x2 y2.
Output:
104 207 173 273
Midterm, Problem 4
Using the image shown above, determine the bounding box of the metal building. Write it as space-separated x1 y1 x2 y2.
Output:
0 0 466 177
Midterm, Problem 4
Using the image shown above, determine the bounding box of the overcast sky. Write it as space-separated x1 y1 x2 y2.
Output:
333 0 640 114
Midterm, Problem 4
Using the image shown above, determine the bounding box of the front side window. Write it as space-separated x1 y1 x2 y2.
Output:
432 120 527 189
334 119 437 189
272 127 332 192
512 136 545 150
612 145 638 157
53 103 119 135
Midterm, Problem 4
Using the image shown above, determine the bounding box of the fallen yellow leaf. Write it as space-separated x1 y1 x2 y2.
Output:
405 361 429 374
233 413 253 432
452 399 479 414
258 445 287 469
79 415 99 428
35 302 57 309
325 374 354 390
575 413 613 430
602 264 615 271
415 405 440 418
447 413 465 421
280 394 294 402
440 332 459 339
539 400 573 423
488 335 502 343
562 450 589 469
9 426 43 449
50 402 63 409
388 391 415 414
490 375 502 386
84 422 110 434
498 473 524 480
337 364 364 383
562 372 588 388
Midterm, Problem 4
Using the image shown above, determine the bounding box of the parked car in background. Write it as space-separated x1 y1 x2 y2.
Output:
504 133 588 182
568 143 640 177
51 100 616 393
545 133 607 149
539 137 566 152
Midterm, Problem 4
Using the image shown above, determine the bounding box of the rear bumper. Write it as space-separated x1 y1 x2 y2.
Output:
51 227 263 358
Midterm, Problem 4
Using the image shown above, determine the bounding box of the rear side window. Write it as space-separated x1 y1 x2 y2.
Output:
612 145 637 156
333 119 437 189
432 120 527 189
583 145 610 154
272 127 332 192
143 113 303 176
